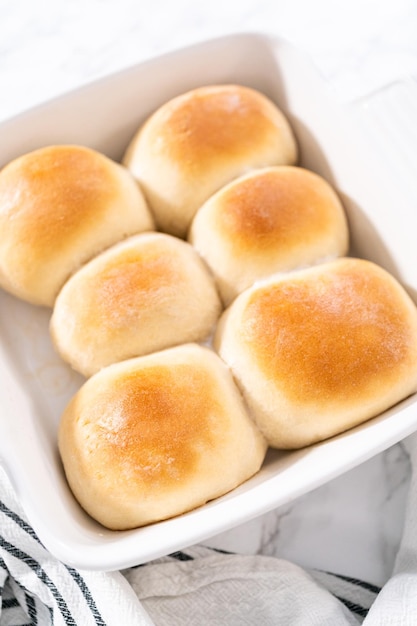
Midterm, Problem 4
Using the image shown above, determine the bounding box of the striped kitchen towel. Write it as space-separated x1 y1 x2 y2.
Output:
0 465 153 626
0 458 381 626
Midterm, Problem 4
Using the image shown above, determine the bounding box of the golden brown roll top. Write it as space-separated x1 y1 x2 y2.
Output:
58 343 267 530
123 84 298 238
50 232 222 377
214 258 417 449
189 166 349 305
0 145 154 306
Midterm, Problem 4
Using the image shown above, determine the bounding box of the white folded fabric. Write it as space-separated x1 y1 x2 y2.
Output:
124 547 372 625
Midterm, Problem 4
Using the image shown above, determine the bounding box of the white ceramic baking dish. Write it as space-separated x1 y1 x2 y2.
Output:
1 32 416 571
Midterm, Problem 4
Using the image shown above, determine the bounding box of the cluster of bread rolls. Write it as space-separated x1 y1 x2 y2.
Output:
1 84 417 531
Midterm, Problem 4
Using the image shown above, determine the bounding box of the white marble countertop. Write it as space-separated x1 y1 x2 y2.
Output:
1 0 417 588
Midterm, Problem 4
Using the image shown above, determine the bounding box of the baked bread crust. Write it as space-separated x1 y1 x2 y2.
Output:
189 166 349 305
58 344 267 529
0 144 154 306
51 233 222 376
215 258 417 448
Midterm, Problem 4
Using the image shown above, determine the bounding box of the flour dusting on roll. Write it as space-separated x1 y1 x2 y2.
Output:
215 258 417 449
51 233 222 377
123 84 298 238
58 343 267 530
0 145 154 307
189 166 349 305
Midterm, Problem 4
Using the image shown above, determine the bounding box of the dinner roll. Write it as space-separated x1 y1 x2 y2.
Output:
59 343 267 529
0 145 154 306
51 232 222 377
189 166 349 305
123 84 298 238
215 258 417 449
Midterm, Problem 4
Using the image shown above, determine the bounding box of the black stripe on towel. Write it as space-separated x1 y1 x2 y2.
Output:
12 574 53 623
335 595 369 618
169 551 194 561
25 592 38 626
205 546 234 555
0 498 106 626
2 596 19 609
66 566 107 626
0 536 76 626
0 554 8 598
327 572 381 595
0 500 39 542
